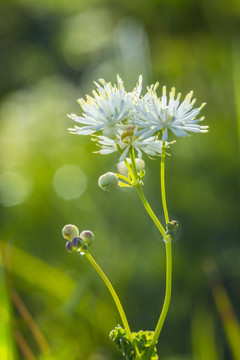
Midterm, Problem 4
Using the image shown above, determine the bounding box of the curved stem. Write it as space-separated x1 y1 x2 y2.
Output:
161 141 169 225
116 173 133 185
136 186 165 238
85 252 132 341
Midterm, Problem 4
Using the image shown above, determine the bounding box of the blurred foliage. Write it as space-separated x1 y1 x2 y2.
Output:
0 0 240 359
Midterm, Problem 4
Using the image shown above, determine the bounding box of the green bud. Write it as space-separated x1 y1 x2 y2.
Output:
72 236 85 248
80 230 94 247
167 220 178 233
65 240 73 252
165 220 178 240
62 224 79 240
98 172 118 191
117 161 129 176
117 158 145 177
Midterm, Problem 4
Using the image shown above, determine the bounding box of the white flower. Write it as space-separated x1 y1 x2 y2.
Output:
68 75 142 138
132 85 208 141
95 126 167 161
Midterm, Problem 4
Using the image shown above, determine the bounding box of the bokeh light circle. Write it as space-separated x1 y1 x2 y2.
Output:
53 164 87 200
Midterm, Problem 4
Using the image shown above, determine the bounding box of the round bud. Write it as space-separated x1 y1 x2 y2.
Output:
166 220 179 239
135 158 145 172
98 172 118 191
65 241 73 252
72 236 84 249
62 224 79 240
167 220 178 232
80 230 95 247
117 160 129 176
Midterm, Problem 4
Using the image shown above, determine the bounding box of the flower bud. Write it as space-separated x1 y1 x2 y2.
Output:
62 224 79 240
117 160 129 176
135 158 145 172
80 230 95 247
165 220 178 239
72 236 85 249
117 158 145 176
65 240 73 252
98 172 118 191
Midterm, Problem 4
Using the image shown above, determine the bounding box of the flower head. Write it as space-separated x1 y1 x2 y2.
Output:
68 75 142 138
95 126 168 161
132 84 208 140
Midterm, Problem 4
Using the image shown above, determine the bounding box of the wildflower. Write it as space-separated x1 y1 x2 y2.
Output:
95 126 168 161
132 85 208 141
68 75 142 139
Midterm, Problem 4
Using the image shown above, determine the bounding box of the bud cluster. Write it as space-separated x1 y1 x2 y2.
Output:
164 220 178 243
117 158 145 177
62 224 94 254
98 157 146 192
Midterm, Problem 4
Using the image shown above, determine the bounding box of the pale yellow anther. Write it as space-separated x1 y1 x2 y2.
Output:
153 82 159 91
185 91 193 101
99 78 105 85
170 87 175 98
191 98 196 105
92 90 98 98
199 102 206 110
162 85 167 95
177 93 181 101
117 74 123 89
78 98 86 106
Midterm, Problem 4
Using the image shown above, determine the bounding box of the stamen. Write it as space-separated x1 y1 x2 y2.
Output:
170 87 175 98
99 78 106 86
78 98 87 106
153 82 159 91
177 93 181 101
185 90 193 102
92 91 98 99
199 102 206 110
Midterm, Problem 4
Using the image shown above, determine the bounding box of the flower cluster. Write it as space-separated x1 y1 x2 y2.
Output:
62 224 94 255
68 75 208 162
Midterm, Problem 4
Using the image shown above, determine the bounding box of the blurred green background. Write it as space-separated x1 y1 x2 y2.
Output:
0 0 240 359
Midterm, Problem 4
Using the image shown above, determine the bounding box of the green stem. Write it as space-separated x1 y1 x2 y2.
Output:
129 146 138 179
161 141 169 225
85 252 132 341
146 141 172 360
136 186 165 238
116 173 133 184
116 144 135 181
146 241 172 359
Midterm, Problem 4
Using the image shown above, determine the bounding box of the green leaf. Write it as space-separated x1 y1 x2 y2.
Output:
110 325 158 360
